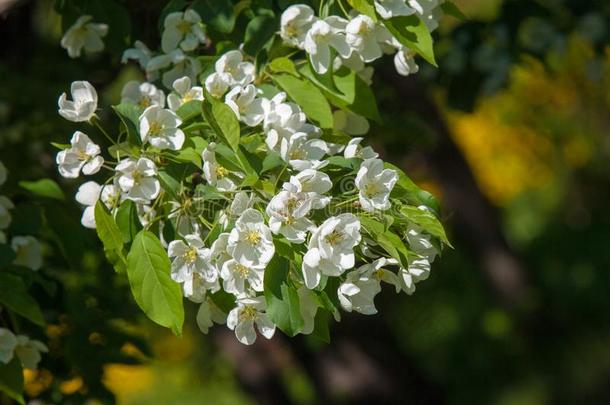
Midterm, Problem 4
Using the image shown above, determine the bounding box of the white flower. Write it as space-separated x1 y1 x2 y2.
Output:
345 15 391 62
266 186 315 243
122 40 153 70
224 85 265 127
139 106 185 150
11 236 42 271
374 0 417 19
196 297 226 334
219 191 256 229
215 50 255 86
0 196 14 230
280 5 316 49
0 161 7 186
302 213 361 289
161 9 206 53
0 328 17 364
297 287 318 334
75 181 120 229
288 169 332 209
399 257 430 295
406 224 438 261
57 81 98 122
334 53 375 85
60 15 108 58
220 259 264 295
304 17 351 74
356 158 398 212
279 132 328 171
210 232 232 274
13 335 48 370
343 137 379 160
147 49 202 89
338 258 400 314
394 48 420 76
264 100 307 151
227 209 275 268
56 131 103 179
168 234 217 298
121 81 165 108
204 72 232 98
167 76 204 111
202 144 237 191
227 296 275 345
333 110 370 135
116 158 161 203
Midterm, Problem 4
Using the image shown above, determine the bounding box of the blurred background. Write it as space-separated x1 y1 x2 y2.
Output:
1 0 610 403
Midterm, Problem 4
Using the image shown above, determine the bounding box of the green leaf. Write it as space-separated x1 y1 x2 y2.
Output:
115 200 142 244
310 308 331 343
176 100 203 122
157 171 181 201
269 57 299 77
264 256 304 336
174 147 202 168
94 201 127 272
0 357 25 405
300 65 381 122
0 273 44 326
202 90 241 151
383 15 437 66
274 74 334 128
19 179 65 201
441 1 467 20
243 15 278 57
400 205 451 247
347 0 377 21
50 142 70 150
0 244 16 267
113 104 143 145
127 231 184 335
191 0 235 33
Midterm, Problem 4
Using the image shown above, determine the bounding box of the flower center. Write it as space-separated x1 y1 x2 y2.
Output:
285 24 298 38
289 149 306 160
373 269 385 280
183 91 194 103
184 247 198 264
139 96 151 108
325 230 343 246
235 263 249 277
132 170 142 184
239 305 258 321
363 183 381 198
148 121 163 137
215 165 229 178
76 149 90 162
245 230 261 246
177 20 192 34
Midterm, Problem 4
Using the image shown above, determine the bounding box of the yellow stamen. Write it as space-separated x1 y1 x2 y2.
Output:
325 230 343 246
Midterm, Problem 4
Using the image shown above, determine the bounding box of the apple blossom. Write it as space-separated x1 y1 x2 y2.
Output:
215 50 255 86
220 259 265 295
121 81 165 108
161 9 206 53
116 157 161 203
302 214 361 289
374 0 417 19
227 296 275 345
266 185 316 243
280 4 316 49
204 72 232 98
167 76 204 111
345 15 392 62
355 158 398 212
279 132 328 171
122 40 153 70
202 144 237 191
196 298 226 334
60 15 108 58
227 209 275 268
0 328 17 364
304 17 352 74
58 81 98 122
344 137 379 160
139 105 184 150
11 236 42 271
56 131 104 178
14 335 48 370
168 234 217 298
225 85 266 126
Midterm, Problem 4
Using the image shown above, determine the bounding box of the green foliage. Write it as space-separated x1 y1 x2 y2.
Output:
19 179 65 201
273 74 334 128
264 255 304 336
0 272 45 326
0 358 24 405
201 90 241 151
383 16 437 66
126 231 184 335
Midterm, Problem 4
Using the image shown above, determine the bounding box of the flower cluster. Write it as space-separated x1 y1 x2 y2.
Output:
280 1 444 80
55 3 448 344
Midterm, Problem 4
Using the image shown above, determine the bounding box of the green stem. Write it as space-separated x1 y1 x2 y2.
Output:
91 115 116 145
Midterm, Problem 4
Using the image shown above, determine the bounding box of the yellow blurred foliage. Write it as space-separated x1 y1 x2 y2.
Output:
448 37 609 206
103 364 155 396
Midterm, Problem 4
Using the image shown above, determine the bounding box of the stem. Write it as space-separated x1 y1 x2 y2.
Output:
338 0 350 18
91 115 116 145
